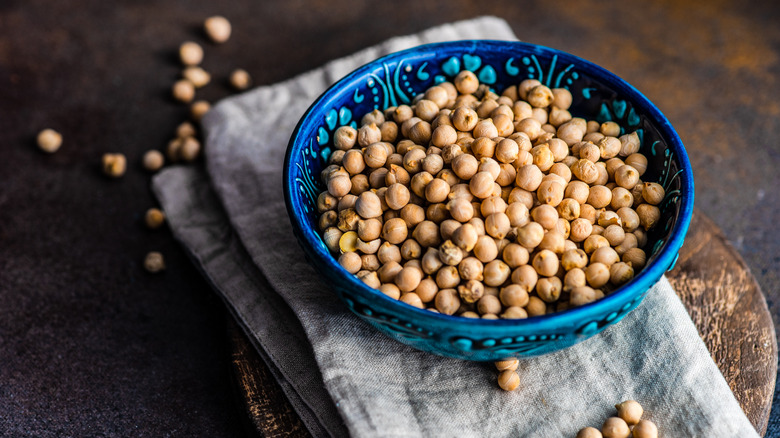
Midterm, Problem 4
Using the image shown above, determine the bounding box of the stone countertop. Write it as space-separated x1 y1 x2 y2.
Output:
1 0 778 436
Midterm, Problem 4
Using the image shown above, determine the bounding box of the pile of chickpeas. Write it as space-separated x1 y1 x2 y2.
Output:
577 400 658 438
316 69 664 320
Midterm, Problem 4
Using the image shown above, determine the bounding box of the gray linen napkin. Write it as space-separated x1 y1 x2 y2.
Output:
153 16 759 437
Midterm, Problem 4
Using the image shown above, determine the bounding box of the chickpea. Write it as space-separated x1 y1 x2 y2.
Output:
458 279 484 303
623 247 647 269
469 171 495 199
471 234 497 262
636 204 661 230
144 251 166 273
229 69 252 91
37 128 63 153
458 257 484 281
601 417 630 438
515 221 544 249
591 246 620 266
642 182 665 205
576 427 603 438
632 420 658 438
102 153 127 178
142 150 164 172
565 181 590 204
530 204 558 230
477 294 502 315
435 288 461 315
619 131 641 157
400 292 424 309
571 158 599 184
483 260 510 286
614 164 640 189
338 252 362 274
525 296 547 316
470 137 496 161
536 276 562 302
625 153 648 176
436 266 460 289
570 286 598 307
564 268 587 292
536 179 564 206
585 262 610 288
557 121 585 146
454 70 479 94
501 306 528 319
617 207 641 232
532 249 559 277
497 370 520 391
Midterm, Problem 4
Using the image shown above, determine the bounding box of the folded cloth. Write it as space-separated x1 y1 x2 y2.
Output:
152 16 759 438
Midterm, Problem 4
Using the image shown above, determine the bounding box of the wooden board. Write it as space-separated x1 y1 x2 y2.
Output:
228 209 777 437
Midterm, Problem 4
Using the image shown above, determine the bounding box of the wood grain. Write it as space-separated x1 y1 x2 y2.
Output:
229 209 777 437
666 209 777 434
228 321 310 438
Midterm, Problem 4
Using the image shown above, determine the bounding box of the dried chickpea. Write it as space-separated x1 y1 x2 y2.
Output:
614 400 643 426
614 164 640 189
145 208 166 229
172 79 195 103
532 249 559 277
570 286 598 307
179 41 203 66
400 292 424 308
204 16 231 43
142 150 165 172
531 204 558 230
525 296 547 316
477 294 502 315
338 252 362 274
458 279 484 303
144 251 166 273
229 69 252 91
435 288 461 315
37 128 62 153
102 153 127 178
625 153 648 176
585 262 610 288
483 260 510 286
623 247 647 269
576 427 603 438
632 420 658 438
601 417 630 438
454 70 479 94
564 268 587 292
636 204 661 230
642 182 665 205
497 370 520 391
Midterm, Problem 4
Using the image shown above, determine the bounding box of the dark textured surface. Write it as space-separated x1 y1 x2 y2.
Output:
1 0 779 436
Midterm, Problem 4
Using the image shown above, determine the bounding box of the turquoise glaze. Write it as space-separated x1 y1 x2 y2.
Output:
283 41 694 361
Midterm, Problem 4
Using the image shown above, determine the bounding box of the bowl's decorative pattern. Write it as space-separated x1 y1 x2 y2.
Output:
285 41 694 361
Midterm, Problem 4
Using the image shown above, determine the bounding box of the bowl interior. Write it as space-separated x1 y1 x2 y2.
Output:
284 40 693 359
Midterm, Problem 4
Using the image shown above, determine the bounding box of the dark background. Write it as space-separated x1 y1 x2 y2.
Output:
1 0 779 436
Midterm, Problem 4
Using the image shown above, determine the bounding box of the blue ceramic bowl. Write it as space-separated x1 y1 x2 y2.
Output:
284 40 694 361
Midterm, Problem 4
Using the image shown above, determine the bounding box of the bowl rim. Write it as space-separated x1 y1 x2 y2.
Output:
284 39 694 330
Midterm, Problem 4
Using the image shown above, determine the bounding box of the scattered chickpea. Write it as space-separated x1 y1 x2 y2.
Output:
204 15 231 43
102 153 127 178
172 79 196 103
142 150 165 172
190 100 211 121
230 69 252 91
179 41 203 66
601 417 630 438
144 208 166 229
576 427 603 438
144 251 166 273
632 420 658 438
497 369 520 391
182 66 211 88
36 129 62 153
